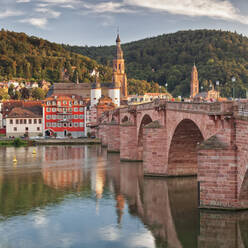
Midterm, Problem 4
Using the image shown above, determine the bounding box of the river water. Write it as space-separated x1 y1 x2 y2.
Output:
0 145 247 248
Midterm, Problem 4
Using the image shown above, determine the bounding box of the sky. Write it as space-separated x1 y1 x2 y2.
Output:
1 0 248 46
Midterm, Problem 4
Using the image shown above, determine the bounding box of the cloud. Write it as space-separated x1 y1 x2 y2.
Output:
123 0 248 24
61 4 75 9
0 9 24 18
19 17 48 28
16 0 30 2
82 1 136 14
35 7 61 18
77 0 248 25
40 0 78 3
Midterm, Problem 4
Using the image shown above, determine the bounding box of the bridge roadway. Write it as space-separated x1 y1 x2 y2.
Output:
97 100 248 210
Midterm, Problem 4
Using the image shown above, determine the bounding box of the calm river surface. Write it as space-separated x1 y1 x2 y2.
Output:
0 145 248 248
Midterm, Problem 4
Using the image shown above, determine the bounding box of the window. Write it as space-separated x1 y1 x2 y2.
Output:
69 108 72 112
74 114 78 119
57 123 61 127
47 123 51 127
74 107 78 112
52 123 56 127
46 115 50 120
37 127 40 131
63 123 67 127
57 101 61 106
80 101 83 105
52 101 56 106
47 101 51 105
79 115 83 119
69 101 72 106
34 119 37 124
25 127 28 131
29 119 32 124
10 119 13 124
119 64 121 70
47 108 51 112
74 101 78 105
52 115 56 120
63 108 67 113
20 119 23 124
24 119 27 124
74 122 78 127
16 119 19 124
39 119 42 124
63 101 67 105
14 127 17 131
69 123 73 127
79 107 84 112
79 122 84 127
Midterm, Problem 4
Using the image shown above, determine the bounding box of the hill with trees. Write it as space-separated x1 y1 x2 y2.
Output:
65 29 248 97
0 29 112 83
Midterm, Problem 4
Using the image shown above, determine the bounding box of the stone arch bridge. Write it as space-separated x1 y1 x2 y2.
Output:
97 100 248 210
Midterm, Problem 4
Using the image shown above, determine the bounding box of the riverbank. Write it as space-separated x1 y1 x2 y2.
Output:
34 138 101 145
0 138 32 147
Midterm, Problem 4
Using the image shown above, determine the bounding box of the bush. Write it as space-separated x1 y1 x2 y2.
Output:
12 138 24 147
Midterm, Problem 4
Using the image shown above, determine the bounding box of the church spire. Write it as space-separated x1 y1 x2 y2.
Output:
190 63 199 98
112 32 128 99
116 33 123 60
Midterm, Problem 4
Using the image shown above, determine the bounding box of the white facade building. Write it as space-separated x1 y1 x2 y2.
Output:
6 107 43 137
90 81 102 107
109 87 120 107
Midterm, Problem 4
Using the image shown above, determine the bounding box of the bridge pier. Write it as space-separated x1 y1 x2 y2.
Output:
120 123 141 161
107 123 120 153
143 121 168 176
198 132 248 210
99 124 108 147
198 211 248 248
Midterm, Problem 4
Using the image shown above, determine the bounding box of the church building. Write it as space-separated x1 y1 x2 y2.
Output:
190 63 199 98
191 64 220 101
47 34 128 106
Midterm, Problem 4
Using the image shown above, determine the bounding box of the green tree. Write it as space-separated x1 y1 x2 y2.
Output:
20 87 30 99
8 84 15 98
31 88 45 100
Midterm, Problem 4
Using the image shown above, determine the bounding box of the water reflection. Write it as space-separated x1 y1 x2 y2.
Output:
0 146 247 247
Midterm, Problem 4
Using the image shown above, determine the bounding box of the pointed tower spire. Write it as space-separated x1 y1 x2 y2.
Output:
190 63 199 98
112 31 128 99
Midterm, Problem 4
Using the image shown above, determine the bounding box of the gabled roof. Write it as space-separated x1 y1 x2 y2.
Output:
7 106 42 118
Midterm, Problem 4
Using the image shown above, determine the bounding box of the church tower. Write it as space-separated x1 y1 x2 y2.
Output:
190 63 199 98
112 34 128 99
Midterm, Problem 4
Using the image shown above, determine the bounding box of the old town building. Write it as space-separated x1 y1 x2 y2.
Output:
6 105 43 137
43 95 86 138
48 34 126 103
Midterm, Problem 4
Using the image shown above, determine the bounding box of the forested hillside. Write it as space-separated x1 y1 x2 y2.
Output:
65 30 248 97
0 29 112 83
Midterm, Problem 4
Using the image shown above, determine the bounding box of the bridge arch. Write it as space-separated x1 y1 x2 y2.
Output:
121 115 129 123
137 114 153 160
167 119 204 176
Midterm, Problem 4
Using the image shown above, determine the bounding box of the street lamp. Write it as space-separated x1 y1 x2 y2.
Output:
201 86 203 92
232 76 236 100
165 83 168 91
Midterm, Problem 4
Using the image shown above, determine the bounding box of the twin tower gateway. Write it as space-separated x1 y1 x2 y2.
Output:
90 34 128 108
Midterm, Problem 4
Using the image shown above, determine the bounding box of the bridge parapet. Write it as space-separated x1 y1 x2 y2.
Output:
233 101 248 118
165 101 234 115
